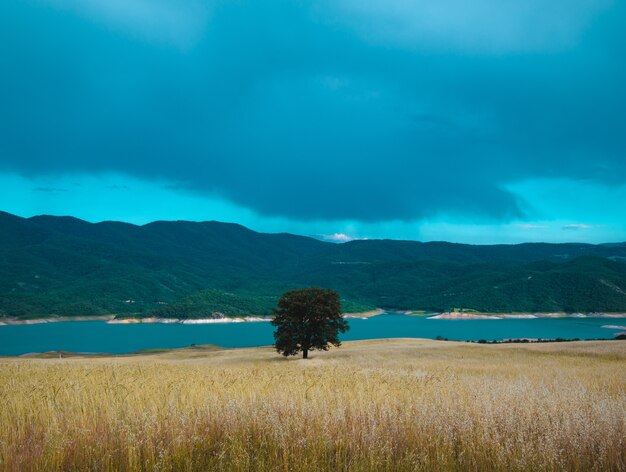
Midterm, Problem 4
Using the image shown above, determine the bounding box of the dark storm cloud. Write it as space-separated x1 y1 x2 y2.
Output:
0 0 625 222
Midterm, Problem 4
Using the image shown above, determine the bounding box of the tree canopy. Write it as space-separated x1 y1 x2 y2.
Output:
272 288 349 359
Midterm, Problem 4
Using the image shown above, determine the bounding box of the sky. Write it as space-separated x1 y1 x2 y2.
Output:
1 0 625 244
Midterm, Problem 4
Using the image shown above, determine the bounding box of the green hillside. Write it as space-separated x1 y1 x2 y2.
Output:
1 211 626 318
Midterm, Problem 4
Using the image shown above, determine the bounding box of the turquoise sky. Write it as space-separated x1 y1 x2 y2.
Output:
2 172 625 243
1 0 625 243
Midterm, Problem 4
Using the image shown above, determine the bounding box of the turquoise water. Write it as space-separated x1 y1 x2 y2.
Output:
0 315 624 356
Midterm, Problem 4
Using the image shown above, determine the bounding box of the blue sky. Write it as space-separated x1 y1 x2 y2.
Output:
1 0 625 243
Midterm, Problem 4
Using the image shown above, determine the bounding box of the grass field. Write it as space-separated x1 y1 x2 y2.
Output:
1 339 624 471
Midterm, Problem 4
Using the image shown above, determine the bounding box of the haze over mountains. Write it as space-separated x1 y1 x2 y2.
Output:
2 211 626 319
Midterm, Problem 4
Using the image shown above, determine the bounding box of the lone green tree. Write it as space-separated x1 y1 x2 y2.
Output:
272 288 349 359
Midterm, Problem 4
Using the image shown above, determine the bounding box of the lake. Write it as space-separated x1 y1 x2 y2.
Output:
1 315 625 356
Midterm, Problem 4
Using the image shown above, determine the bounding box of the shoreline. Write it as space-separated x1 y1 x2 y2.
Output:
0 315 117 326
107 316 274 325
426 311 626 320
0 309 386 326
2 310 626 325
342 309 385 319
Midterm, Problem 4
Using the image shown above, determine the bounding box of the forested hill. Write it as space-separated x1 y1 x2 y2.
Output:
2 210 626 319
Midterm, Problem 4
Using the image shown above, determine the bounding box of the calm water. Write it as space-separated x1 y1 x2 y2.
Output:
0 315 624 356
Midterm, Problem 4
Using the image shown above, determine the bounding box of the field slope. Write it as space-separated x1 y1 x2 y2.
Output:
1 339 624 471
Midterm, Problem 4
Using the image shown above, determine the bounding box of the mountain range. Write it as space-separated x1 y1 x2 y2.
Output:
2 211 626 319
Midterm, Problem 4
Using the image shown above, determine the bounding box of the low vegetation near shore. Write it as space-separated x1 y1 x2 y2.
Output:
1 339 624 471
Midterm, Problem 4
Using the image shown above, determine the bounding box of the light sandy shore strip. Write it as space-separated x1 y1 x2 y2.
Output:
2 310 625 325
343 309 385 319
428 312 503 320
109 311 385 324
180 316 272 324
1 314 373 325
427 312 626 320
0 315 117 326
105 316 270 324
0 312 382 326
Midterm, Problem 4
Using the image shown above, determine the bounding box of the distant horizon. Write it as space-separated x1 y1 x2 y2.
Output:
2 172 626 245
5 209 626 247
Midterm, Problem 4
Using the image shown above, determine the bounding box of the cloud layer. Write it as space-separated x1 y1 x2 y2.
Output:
0 0 625 223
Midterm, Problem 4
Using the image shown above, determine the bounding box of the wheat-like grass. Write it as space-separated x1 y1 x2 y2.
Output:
0 339 624 471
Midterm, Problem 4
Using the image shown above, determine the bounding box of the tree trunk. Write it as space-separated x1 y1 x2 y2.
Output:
302 349 308 359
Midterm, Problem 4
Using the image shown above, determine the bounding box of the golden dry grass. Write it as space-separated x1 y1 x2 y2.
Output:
0 339 624 471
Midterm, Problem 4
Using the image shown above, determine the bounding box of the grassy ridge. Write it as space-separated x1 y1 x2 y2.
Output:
1 340 624 471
